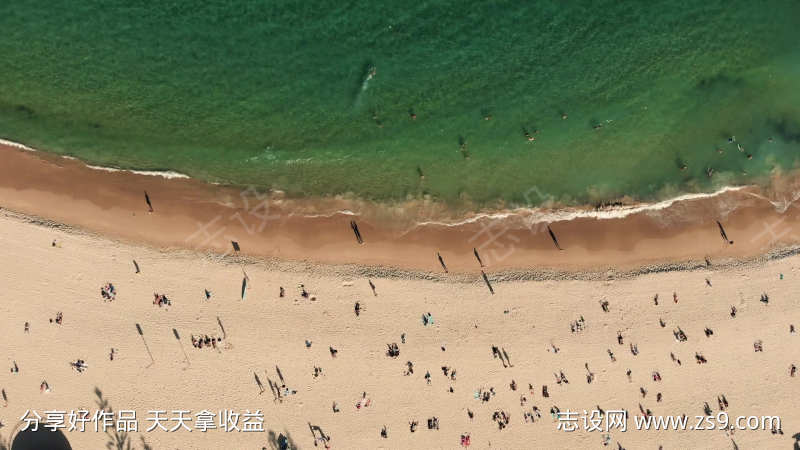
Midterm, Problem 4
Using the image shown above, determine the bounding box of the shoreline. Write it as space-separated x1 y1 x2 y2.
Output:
0 138 761 226
5 207 800 283
2 141 800 273
0 137 764 226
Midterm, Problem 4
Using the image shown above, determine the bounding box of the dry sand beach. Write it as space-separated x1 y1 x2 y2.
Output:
0 146 799 449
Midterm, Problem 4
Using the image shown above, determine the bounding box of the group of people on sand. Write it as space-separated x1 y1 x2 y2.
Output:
25 224 795 450
523 405 542 423
49 311 63 325
70 359 88 373
191 334 222 349
492 410 510 430
100 282 116 301
569 316 586 333
355 392 371 410
153 293 171 307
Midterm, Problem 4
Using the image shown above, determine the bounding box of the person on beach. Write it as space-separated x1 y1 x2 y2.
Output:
144 190 154 212
404 361 414 376
481 271 494 294
547 225 563 250
717 221 733 245
368 279 377 296
153 293 171 307
473 248 484 267
49 312 63 325
437 252 448 273
350 220 364 244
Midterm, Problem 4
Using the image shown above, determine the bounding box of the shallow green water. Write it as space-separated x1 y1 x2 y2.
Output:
1 0 799 207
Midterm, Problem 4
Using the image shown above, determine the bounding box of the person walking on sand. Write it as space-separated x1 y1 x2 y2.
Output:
350 220 364 244
717 221 733 245
481 271 494 295
547 225 563 250
369 279 377 296
473 248 484 267
437 252 448 273
144 191 154 213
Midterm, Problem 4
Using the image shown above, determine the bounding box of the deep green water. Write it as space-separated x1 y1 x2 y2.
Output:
1 0 799 207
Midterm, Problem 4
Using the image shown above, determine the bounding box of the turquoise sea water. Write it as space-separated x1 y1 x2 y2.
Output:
1 0 799 208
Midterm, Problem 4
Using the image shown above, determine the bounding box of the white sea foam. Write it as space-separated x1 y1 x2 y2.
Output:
84 164 190 179
409 186 750 229
0 138 190 179
288 210 357 219
0 138 36 152
0 136 761 227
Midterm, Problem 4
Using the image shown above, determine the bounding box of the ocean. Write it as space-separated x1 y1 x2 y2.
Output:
1 0 799 210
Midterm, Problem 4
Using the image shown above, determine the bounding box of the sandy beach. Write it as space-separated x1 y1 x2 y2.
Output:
0 146 799 449
3 144 800 275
